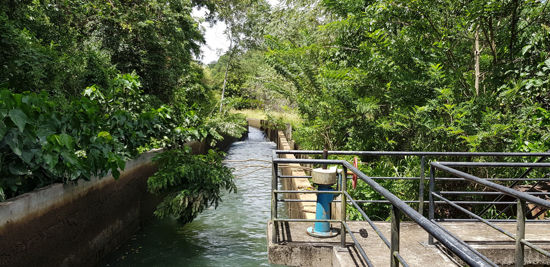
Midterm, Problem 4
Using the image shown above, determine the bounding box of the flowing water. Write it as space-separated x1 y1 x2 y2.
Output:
103 127 283 267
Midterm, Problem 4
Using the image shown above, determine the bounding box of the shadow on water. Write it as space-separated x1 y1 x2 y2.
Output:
102 127 286 267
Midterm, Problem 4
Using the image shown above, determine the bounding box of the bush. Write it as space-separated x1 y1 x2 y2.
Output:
147 149 236 223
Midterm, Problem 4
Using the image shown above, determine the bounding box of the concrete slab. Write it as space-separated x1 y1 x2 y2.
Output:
437 222 550 266
268 221 550 266
267 221 457 267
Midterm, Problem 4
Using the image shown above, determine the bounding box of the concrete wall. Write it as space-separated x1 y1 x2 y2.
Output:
275 131 316 220
0 150 161 267
258 120 316 220
0 129 247 267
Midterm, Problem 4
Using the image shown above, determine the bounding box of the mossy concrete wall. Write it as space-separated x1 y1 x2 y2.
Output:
0 129 247 267
257 119 315 220
0 150 161 267
276 131 316 219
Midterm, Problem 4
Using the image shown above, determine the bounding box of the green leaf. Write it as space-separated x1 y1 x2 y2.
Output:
43 153 58 170
521 45 532 55
0 121 7 140
97 131 113 141
58 134 74 149
21 150 34 164
9 163 30 175
6 132 22 156
0 109 7 119
9 109 29 132
61 151 79 166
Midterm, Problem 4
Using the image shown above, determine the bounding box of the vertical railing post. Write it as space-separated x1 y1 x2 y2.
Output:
391 205 401 267
271 159 278 244
341 165 347 248
428 165 435 245
515 199 526 267
418 156 426 215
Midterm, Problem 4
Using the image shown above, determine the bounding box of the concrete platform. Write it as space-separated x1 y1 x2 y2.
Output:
267 221 456 267
438 222 550 266
267 221 550 266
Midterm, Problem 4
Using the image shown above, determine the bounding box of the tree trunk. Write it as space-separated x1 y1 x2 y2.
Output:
509 0 520 60
474 25 481 96
219 38 234 113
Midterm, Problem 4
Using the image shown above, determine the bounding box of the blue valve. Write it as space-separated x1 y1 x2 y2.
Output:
307 170 340 238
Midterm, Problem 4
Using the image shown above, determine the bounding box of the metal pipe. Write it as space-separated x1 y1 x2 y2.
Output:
275 150 550 157
394 252 410 267
437 161 550 167
343 161 493 266
274 190 342 194
440 191 550 195
278 175 312 178
271 158 278 244
479 151 549 218
341 167 347 247
391 205 401 267
272 162 278 220
322 149 328 169
430 220 498 266
437 218 550 223
370 176 422 180
419 156 426 215
429 166 435 245
273 158 346 165
432 192 516 239
277 199 518 205
432 163 550 209
344 191 391 248
373 177 550 181
341 222 375 267
273 218 341 223
519 239 550 258
434 177 550 181
515 199 526 267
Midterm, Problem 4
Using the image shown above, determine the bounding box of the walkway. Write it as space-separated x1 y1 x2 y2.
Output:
268 221 550 266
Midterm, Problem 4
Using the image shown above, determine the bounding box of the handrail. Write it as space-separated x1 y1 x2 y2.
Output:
271 156 495 266
431 161 550 265
343 161 494 266
437 161 550 167
432 162 550 209
271 151 550 266
275 150 550 157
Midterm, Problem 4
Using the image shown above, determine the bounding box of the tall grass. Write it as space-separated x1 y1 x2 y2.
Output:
230 109 303 127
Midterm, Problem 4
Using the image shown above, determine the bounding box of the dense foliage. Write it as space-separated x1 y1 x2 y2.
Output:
1 0 203 100
0 0 248 223
264 0 550 154
4 0 549 222
209 0 550 219
0 74 165 199
147 149 236 223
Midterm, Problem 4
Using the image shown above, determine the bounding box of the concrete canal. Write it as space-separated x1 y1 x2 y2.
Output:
103 127 283 267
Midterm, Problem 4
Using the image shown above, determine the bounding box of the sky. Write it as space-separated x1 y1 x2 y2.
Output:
192 0 280 65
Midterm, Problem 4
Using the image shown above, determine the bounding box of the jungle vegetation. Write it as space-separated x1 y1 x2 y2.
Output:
2 0 550 221
0 0 248 223
207 0 550 219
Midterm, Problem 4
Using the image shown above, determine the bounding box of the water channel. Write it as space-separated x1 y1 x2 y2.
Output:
103 127 283 267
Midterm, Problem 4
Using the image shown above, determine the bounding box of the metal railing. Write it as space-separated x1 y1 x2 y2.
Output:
430 162 550 266
271 150 550 267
